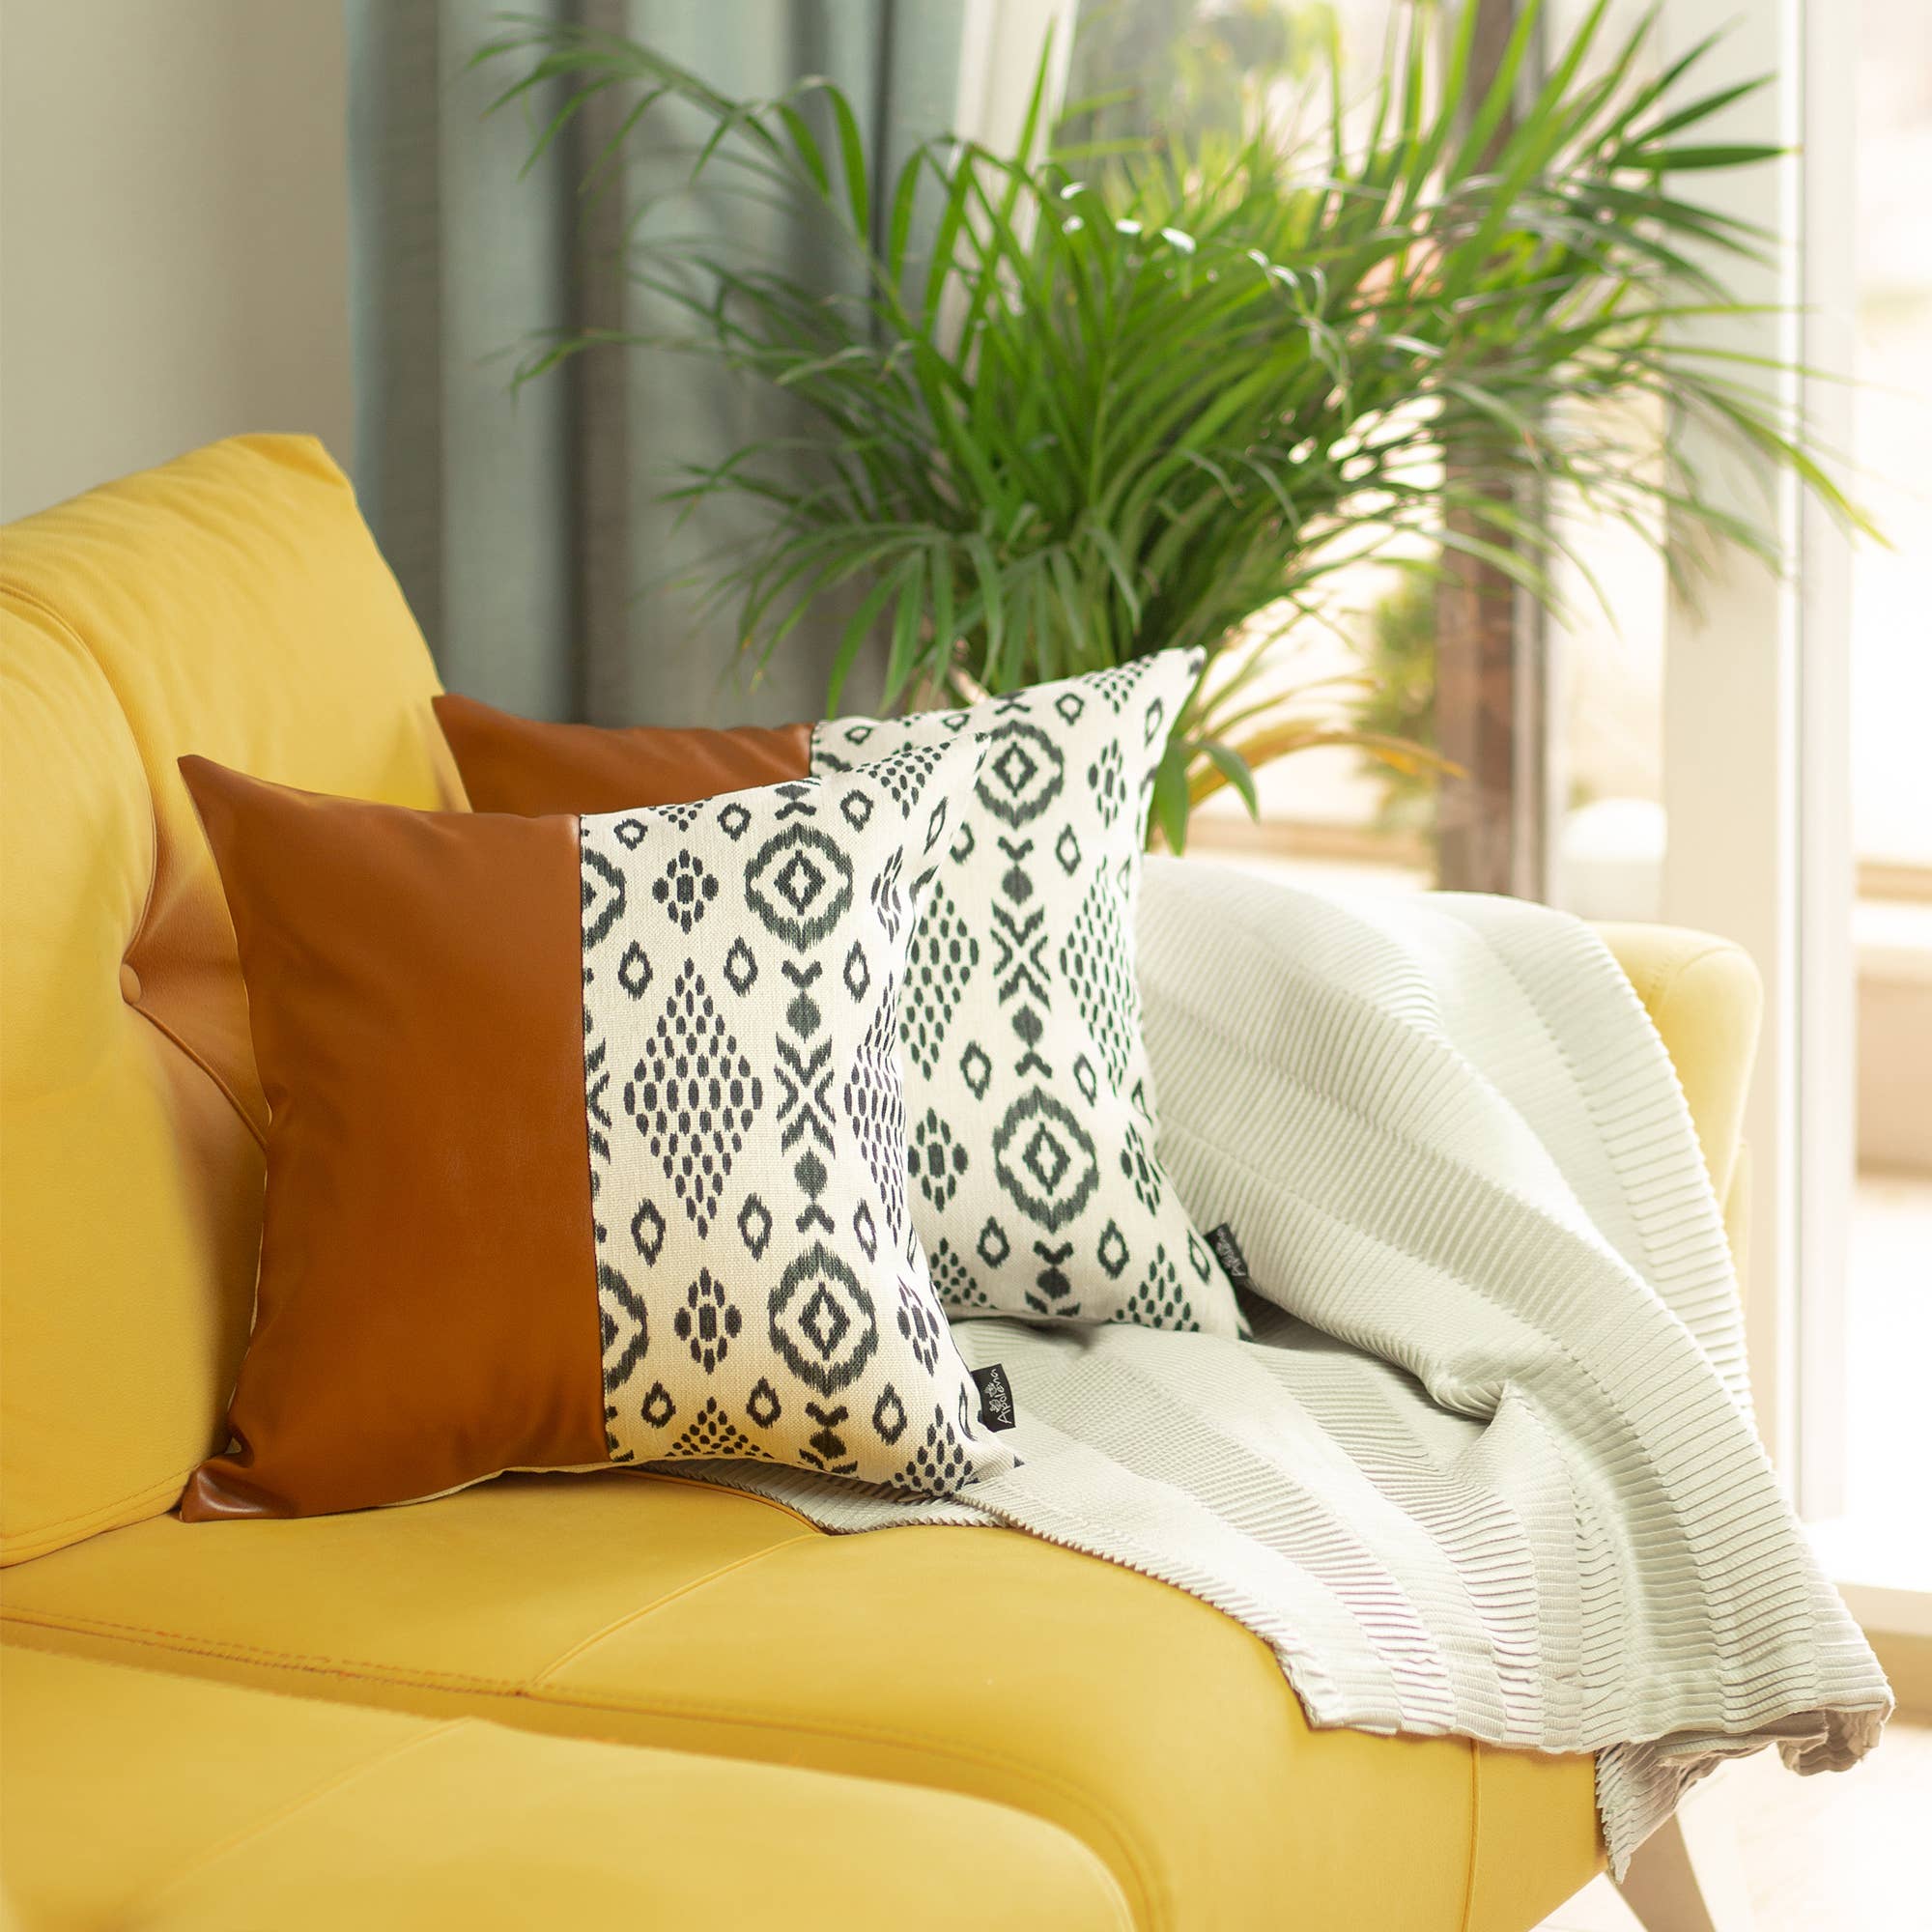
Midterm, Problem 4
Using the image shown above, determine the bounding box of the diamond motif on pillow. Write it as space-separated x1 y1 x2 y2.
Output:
1088 663 1145 713
911 1108 967 1211
1097 1219 1129 1279
810 652 1239 1336
625 962 759 1240
1060 876 1137 1093
842 939 870 1003
631 1199 666 1263
993 1088 1099 1233
871 1383 908 1444
929 1238 989 1310
903 884 977 1078
722 935 757 995
892 1404 974 1495
1087 741 1126 827
894 1275 944 1374
959 1039 993 1099
744 824 853 950
767 1242 877 1397
874 741 946 816
653 850 719 932
668 1398 766 1460
977 723 1065 829
1119 1120 1163 1216
617 940 654 1001
582 743 1013 1493
1116 1243 1201 1331
842 995 909 1242
673 1267 742 1373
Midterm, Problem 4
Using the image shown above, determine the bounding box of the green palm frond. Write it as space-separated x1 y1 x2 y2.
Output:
480 0 1867 845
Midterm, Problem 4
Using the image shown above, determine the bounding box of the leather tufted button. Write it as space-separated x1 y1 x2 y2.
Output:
119 961 142 1004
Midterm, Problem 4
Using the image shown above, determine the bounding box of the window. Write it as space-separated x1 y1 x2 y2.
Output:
1061 0 1931 1595
1835 0 1932 1582
1067 0 1433 899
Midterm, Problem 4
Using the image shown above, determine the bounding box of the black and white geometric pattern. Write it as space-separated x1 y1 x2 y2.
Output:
813 652 1241 1335
582 741 1015 1494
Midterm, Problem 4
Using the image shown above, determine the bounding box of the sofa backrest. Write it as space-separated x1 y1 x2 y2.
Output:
0 436 463 1564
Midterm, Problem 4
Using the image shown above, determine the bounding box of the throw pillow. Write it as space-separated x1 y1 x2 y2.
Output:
176 741 1016 1520
434 654 1241 1337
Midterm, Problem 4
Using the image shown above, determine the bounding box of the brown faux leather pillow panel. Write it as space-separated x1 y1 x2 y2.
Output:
433 691 812 817
177 757 610 1520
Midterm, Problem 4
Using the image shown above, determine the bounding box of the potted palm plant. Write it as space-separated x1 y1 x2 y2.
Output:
484 0 1864 850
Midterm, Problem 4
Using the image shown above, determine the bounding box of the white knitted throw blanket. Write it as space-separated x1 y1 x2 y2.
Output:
685 858 1890 1872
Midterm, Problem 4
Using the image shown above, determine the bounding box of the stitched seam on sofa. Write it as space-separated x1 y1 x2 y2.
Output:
1639 947 1749 1200
0 1610 526 1692
640 1467 831 1536
2 1602 1167 1789
0 1631 348 1709
1640 943 1740 1037
525 1683 1164 1932
2 1486 820 1662
531 1534 818 1682
1608 929 1719 1015
0 1610 1166 1931
139 1719 470 1911
1458 1737 1481 1932
0 1470 199 1563
0 580 265 1148
0 1458 809 1572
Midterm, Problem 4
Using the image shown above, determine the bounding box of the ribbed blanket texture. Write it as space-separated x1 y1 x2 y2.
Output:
682 858 1889 1873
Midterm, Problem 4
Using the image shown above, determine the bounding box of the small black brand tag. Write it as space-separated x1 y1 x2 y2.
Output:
1208 1223 1253 1293
970 1362 1018 1433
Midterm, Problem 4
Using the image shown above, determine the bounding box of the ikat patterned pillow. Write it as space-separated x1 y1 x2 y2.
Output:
176 745 1016 1523
581 745 1013 1487
436 653 1244 1339
812 653 1241 1337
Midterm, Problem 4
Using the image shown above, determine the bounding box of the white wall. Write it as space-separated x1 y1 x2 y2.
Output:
0 1 352 523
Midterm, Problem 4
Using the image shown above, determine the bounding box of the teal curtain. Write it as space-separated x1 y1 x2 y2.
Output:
346 1 963 725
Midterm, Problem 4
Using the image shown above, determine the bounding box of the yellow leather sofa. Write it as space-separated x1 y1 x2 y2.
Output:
0 437 1761 1932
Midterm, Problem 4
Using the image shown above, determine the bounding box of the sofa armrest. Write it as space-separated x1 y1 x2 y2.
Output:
1591 923 1761 1275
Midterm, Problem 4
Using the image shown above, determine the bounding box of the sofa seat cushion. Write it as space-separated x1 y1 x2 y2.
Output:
0 1471 1600 1932
0 1645 1128 1932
